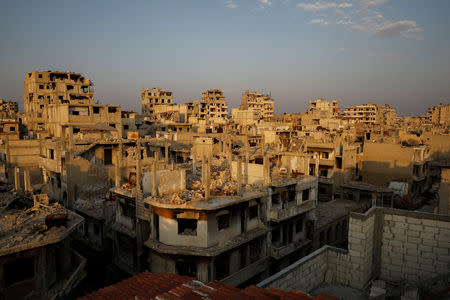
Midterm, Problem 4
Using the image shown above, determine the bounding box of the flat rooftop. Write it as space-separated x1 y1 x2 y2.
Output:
0 202 84 256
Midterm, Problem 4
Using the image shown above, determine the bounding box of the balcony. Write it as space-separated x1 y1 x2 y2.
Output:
268 239 311 259
319 158 334 166
268 200 315 222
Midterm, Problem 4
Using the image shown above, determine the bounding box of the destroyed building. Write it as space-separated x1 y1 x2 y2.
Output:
141 88 174 116
1 69 449 299
0 194 85 300
239 91 275 119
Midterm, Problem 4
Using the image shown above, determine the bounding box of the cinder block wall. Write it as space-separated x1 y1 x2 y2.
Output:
258 207 450 292
380 212 450 282
257 247 329 292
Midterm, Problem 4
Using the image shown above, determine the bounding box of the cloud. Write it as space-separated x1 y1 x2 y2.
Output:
297 2 336 11
309 19 330 25
260 0 272 5
362 0 389 7
337 3 352 8
374 20 421 38
225 0 238 8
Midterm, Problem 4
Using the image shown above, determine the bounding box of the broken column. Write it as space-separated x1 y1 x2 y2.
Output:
115 141 122 188
14 167 20 190
136 139 142 194
205 157 210 201
263 154 271 185
23 169 31 192
202 156 210 201
245 139 249 185
165 139 169 164
65 151 75 210
152 156 157 197
237 156 243 193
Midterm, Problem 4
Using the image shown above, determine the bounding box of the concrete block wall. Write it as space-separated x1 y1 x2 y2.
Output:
380 212 450 282
257 247 329 292
258 207 450 292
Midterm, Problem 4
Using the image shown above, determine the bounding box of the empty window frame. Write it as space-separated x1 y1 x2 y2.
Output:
248 205 258 219
217 211 230 231
178 219 197 236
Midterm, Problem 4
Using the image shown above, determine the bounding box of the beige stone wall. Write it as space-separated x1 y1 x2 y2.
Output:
381 213 450 282
439 168 450 215
258 208 450 291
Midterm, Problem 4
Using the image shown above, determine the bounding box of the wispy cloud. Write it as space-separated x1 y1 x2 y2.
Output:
309 19 330 25
295 0 422 39
225 0 238 8
374 20 421 38
337 3 352 8
297 2 336 11
255 0 272 9
362 0 389 7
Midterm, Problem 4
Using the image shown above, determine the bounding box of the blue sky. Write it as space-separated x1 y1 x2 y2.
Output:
1 0 449 115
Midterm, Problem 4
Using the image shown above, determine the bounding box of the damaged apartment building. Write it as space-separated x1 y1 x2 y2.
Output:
23 71 121 139
2 69 450 299
100 136 319 286
0 193 85 300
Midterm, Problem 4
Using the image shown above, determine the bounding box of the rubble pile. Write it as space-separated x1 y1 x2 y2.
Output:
0 202 68 251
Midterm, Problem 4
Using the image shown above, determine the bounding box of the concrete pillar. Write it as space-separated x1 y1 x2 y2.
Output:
204 156 210 202
261 134 265 157
68 125 74 150
227 136 232 180
23 170 31 192
115 140 123 188
14 167 20 190
315 153 319 176
245 140 249 185
136 139 142 193
152 158 157 197
237 156 242 192
65 152 75 209
263 155 270 185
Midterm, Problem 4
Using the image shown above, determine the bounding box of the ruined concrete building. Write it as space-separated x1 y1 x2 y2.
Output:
199 89 228 122
23 71 121 139
23 71 94 132
141 88 174 115
426 103 450 126
240 92 275 119
1 69 449 299
0 99 19 119
343 103 397 126
0 194 85 300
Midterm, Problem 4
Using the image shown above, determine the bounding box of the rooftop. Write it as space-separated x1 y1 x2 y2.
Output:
0 201 84 256
78 271 341 300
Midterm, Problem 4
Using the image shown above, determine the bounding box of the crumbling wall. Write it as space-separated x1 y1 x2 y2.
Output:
231 161 264 184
